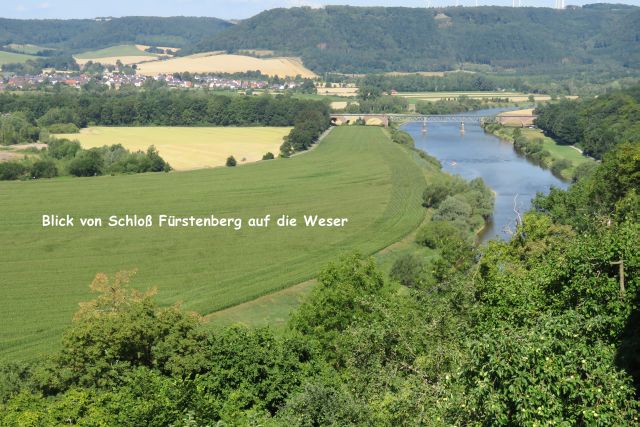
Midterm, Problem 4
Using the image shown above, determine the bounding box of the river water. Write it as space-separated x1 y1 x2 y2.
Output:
402 108 568 243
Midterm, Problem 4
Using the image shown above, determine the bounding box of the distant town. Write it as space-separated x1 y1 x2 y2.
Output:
0 70 306 92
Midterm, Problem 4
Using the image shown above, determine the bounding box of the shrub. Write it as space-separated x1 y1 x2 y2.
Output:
68 149 103 177
572 161 597 182
262 152 275 160
422 181 452 208
551 159 572 176
416 221 467 249
389 253 424 288
226 156 237 167
30 160 58 179
433 195 472 223
0 162 27 180
47 123 79 134
47 139 81 160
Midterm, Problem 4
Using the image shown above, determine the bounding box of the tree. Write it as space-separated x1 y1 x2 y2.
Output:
30 160 58 179
226 156 237 167
262 152 275 160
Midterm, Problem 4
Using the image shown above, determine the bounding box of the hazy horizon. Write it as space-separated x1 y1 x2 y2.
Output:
2 0 638 20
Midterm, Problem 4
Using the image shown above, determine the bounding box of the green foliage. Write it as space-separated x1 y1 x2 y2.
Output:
389 253 424 288
416 220 467 249
68 148 104 176
199 5 640 74
291 254 389 351
262 152 275 160
0 161 27 180
0 112 39 145
226 155 237 167
47 138 81 159
47 123 79 134
535 86 640 159
30 159 58 179
422 180 452 208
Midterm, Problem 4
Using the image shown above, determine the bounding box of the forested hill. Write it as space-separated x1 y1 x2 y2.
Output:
0 16 233 51
194 4 640 73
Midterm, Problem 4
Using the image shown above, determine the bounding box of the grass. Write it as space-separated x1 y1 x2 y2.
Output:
0 126 427 360
75 44 157 59
56 127 292 171
491 125 593 180
0 50 37 66
4 44 51 55
136 53 317 78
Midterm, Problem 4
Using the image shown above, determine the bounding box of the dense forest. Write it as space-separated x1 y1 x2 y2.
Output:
0 90 330 130
195 4 640 74
535 86 640 159
0 17 232 51
1 125 639 424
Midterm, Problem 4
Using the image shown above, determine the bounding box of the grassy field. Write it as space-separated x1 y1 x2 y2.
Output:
4 44 51 55
0 126 427 360
136 52 317 78
0 50 36 66
56 127 291 171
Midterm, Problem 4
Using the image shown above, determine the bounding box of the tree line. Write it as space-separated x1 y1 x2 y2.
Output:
0 90 330 129
535 86 640 159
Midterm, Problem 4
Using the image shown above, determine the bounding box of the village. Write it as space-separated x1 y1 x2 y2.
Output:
0 70 304 92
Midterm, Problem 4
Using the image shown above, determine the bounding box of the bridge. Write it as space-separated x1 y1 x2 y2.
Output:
330 113 536 127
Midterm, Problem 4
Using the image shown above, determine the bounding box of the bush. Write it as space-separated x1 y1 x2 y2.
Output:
30 160 58 179
68 149 103 177
47 123 79 134
0 162 27 180
226 156 237 167
422 181 452 208
416 221 467 249
572 161 597 182
432 195 473 224
47 139 81 160
551 159 572 176
389 253 424 288
262 152 275 160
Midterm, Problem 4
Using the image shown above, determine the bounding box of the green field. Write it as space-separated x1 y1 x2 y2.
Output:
0 50 36 66
75 44 157 59
4 44 51 55
0 126 427 360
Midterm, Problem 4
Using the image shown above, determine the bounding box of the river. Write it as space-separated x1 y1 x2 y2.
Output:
402 108 568 243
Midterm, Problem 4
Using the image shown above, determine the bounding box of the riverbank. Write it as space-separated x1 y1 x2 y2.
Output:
483 122 594 181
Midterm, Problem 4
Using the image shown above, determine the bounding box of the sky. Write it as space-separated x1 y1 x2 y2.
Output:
3 0 638 20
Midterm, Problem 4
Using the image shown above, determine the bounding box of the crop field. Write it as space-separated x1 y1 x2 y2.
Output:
0 126 427 360
74 44 163 66
0 50 36 66
55 127 291 171
136 52 317 78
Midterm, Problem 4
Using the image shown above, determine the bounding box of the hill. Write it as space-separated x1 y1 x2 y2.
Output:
0 126 427 360
0 16 233 52
195 5 640 73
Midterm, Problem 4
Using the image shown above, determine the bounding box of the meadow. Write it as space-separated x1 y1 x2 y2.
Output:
0 126 427 360
0 50 36 66
136 52 317 78
55 127 291 170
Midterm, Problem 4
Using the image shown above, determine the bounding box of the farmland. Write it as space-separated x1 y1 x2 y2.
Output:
136 52 317 77
0 50 36 66
0 126 427 360
74 44 163 66
55 127 291 170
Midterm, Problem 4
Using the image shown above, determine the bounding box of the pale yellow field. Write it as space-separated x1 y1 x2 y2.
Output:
317 87 359 97
498 108 536 126
136 53 317 78
55 127 292 171
399 91 549 102
74 56 160 66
